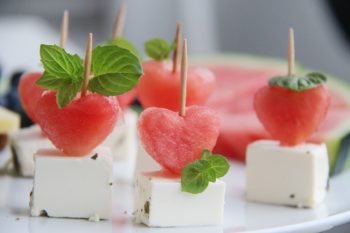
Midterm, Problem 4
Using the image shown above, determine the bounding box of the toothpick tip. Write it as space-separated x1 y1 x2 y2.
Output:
112 2 127 39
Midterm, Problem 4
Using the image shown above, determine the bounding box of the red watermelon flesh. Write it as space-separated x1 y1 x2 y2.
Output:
18 72 45 123
201 63 350 161
118 88 137 109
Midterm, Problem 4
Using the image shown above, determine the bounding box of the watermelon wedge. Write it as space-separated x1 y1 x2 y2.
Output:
191 54 350 174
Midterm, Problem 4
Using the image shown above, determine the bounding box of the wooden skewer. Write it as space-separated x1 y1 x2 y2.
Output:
179 39 188 117
288 28 295 76
172 22 182 73
112 2 127 39
81 33 93 97
60 10 69 48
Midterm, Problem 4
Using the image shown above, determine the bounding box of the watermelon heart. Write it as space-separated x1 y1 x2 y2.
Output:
137 60 215 111
138 106 220 175
254 85 331 146
36 91 119 155
18 72 45 123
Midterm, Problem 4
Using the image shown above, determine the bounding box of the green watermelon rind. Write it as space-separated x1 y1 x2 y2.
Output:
305 71 350 174
191 53 350 174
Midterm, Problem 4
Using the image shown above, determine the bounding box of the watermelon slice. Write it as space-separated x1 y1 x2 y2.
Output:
191 54 350 174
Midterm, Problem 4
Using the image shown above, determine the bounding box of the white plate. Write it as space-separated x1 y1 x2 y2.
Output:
1 160 350 233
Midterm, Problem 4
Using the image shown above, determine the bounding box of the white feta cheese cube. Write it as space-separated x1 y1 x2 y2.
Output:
134 144 161 176
101 109 138 182
10 124 53 177
102 109 137 160
246 140 329 208
30 147 113 220
134 172 226 227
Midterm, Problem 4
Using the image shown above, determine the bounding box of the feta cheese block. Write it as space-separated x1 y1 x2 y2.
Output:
101 109 138 182
10 124 53 177
0 106 20 134
102 109 137 160
30 147 113 219
134 172 226 227
246 140 329 208
134 144 161 176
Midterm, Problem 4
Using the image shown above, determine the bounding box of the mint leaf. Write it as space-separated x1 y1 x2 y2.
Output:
181 150 230 194
40 45 83 80
105 37 143 62
201 149 211 160
181 161 209 194
36 72 69 90
207 156 230 178
56 79 82 108
88 45 142 96
268 72 327 91
144 38 175 60
37 44 84 108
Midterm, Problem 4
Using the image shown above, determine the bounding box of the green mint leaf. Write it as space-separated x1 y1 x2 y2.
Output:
181 150 230 194
181 162 209 194
38 44 84 108
268 72 327 91
88 45 142 96
36 72 69 90
105 37 143 62
207 155 230 178
201 149 211 160
40 45 83 80
144 38 173 60
56 79 82 108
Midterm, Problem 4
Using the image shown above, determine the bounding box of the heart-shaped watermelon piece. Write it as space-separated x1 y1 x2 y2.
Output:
138 106 220 175
254 85 331 145
36 91 119 155
137 61 215 111
18 72 45 123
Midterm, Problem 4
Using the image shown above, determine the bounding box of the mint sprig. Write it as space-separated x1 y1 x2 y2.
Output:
36 44 142 108
105 37 143 62
144 38 176 61
181 149 230 194
268 72 327 91
88 45 142 96
37 45 84 108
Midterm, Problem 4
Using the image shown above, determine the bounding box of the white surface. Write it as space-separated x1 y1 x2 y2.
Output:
246 140 329 208
10 125 53 177
134 173 225 227
1 158 350 232
30 147 113 220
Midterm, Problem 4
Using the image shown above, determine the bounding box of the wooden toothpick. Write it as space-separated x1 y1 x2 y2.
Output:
81 33 93 97
112 2 127 39
172 22 182 73
288 28 295 76
60 10 69 48
179 39 188 117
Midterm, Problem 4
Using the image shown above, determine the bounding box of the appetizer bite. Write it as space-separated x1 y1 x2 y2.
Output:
11 10 69 176
135 39 229 227
137 23 216 111
246 29 330 208
30 33 142 220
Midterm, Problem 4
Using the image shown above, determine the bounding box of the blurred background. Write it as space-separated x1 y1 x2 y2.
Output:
1 0 350 232
1 0 350 80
